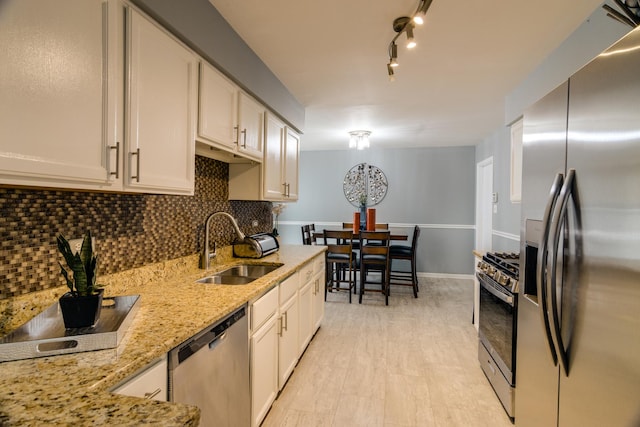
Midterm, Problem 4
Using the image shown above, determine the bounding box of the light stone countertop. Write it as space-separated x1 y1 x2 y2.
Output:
0 244 326 426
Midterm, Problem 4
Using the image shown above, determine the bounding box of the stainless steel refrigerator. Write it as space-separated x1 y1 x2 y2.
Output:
516 27 640 427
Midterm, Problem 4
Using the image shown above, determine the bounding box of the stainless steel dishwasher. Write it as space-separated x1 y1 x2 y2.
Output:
168 305 250 427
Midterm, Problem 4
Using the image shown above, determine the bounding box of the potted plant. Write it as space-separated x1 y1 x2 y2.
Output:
57 230 104 329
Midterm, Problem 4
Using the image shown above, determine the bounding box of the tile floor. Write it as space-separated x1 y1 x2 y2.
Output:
262 277 514 427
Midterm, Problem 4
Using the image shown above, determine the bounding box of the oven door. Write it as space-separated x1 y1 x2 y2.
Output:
477 272 517 385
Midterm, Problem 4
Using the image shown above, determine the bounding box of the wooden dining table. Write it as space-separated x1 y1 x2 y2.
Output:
313 228 408 241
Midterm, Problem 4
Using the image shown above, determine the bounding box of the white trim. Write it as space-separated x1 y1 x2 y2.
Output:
492 229 520 241
279 221 475 230
418 272 474 280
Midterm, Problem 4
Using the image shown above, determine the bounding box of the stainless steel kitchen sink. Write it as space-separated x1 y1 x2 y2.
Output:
196 263 283 285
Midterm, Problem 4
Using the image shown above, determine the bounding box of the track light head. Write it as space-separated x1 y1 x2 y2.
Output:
406 24 416 49
387 63 396 82
389 42 399 67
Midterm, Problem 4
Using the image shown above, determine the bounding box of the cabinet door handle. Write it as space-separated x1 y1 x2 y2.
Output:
282 183 287 196
130 148 140 182
143 388 162 400
278 315 283 336
234 126 239 145
241 128 247 148
109 142 120 179
283 310 288 331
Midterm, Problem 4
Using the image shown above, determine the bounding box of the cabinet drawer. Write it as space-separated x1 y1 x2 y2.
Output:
279 273 298 305
112 355 168 401
313 254 324 275
299 262 314 288
252 286 278 332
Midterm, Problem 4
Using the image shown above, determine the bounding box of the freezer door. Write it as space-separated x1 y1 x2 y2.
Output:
559 28 640 427
516 82 568 427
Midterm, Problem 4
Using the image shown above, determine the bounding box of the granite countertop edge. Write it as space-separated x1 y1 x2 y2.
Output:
0 244 326 426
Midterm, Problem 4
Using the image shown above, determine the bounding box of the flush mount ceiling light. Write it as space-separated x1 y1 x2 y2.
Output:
348 130 371 150
387 0 434 80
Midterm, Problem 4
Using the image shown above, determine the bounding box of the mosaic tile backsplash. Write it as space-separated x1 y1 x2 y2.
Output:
0 156 273 299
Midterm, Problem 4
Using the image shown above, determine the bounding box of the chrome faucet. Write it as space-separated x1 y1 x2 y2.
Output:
200 212 246 269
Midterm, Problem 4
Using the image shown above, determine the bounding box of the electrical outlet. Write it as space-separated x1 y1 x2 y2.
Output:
252 220 259 227
67 237 95 254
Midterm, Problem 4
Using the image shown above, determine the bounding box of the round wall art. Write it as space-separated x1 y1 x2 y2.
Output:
343 163 388 207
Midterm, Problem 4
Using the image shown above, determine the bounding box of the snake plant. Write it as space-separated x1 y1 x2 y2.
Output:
57 231 101 297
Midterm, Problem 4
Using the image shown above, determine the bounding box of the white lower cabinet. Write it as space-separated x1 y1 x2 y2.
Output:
250 257 325 426
312 269 326 333
278 273 299 390
250 308 278 427
297 261 314 357
111 355 168 402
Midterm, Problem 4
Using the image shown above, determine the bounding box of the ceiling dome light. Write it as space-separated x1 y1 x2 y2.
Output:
348 130 372 150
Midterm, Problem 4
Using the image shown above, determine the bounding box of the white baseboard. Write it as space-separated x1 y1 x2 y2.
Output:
418 272 474 280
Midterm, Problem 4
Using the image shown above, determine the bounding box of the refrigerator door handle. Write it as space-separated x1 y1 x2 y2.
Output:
548 169 575 376
537 172 564 366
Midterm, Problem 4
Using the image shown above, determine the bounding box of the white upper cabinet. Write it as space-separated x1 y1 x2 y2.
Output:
197 63 264 162
262 113 299 201
228 112 300 201
0 1 196 195
198 62 239 151
0 0 121 190
283 127 300 201
125 6 196 195
237 92 264 161
263 113 286 200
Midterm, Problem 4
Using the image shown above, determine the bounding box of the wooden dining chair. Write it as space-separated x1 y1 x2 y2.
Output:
300 224 316 245
323 230 356 302
389 225 420 297
358 230 391 305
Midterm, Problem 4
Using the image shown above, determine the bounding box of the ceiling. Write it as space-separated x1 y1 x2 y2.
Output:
208 0 605 151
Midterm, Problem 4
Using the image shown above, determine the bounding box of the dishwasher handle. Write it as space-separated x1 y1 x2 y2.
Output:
172 306 246 367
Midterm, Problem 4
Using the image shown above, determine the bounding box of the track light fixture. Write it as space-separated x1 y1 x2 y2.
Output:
386 0 434 79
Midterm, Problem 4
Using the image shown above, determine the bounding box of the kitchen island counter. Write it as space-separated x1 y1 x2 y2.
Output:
0 244 325 426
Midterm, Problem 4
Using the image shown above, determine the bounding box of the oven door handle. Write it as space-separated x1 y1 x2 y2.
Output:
478 273 514 306
548 169 575 376
537 172 563 366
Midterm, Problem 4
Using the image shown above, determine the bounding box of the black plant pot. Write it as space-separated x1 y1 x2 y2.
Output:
59 289 104 329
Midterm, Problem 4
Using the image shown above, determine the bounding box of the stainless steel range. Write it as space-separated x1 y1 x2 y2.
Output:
476 252 519 421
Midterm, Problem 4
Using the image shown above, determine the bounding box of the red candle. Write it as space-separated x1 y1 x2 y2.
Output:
353 212 360 233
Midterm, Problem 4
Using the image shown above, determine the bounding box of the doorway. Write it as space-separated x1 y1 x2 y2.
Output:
476 157 493 252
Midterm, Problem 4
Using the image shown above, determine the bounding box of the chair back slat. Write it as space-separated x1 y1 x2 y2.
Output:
301 224 317 245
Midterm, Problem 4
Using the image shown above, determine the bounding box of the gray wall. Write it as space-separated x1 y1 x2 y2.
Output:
131 0 305 132
278 147 477 276
476 1 628 253
505 5 627 126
